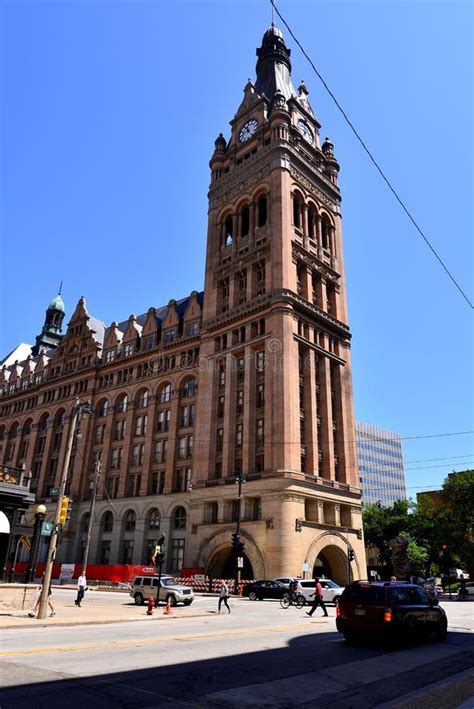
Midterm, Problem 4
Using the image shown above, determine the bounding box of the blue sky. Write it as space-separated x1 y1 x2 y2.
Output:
1 0 473 496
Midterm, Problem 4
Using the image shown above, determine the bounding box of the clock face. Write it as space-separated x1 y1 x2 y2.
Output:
239 119 258 143
297 119 314 145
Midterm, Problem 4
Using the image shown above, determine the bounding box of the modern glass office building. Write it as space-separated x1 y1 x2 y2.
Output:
356 421 407 506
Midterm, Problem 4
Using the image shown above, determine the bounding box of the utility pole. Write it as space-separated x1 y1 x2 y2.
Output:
37 400 93 619
81 460 101 575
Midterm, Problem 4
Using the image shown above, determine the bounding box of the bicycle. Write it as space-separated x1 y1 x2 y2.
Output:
280 592 306 610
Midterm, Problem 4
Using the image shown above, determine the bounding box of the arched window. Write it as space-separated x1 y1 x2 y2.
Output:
102 511 114 533
159 383 172 403
9 422 19 438
39 414 50 431
240 205 250 237
321 215 331 251
124 510 136 532
116 394 128 413
293 193 302 228
182 378 197 398
97 399 109 417
148 509 161 530
224 215 233 246
174 506 187 530
257 195 267 227
22 419 32 436
308 205 317 240
54 409 66 428
136 389 149 408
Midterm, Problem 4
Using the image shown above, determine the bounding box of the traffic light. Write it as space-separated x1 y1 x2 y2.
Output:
236 540 245 557
152 534 166 566
348 549 355 562
58 496 70 526
231 532 239 551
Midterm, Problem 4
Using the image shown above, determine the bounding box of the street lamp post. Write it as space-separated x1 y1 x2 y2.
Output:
233 474 246 592
25 504 47 583
37 399 93 620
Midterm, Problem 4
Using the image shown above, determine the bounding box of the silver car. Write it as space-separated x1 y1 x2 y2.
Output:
130 575 194 606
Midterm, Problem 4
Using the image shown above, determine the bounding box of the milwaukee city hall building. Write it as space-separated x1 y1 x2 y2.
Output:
0 26 366 584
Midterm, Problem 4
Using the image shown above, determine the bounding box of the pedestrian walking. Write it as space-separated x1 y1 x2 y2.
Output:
306 577 328 617
218 581 231 614
29 573 55 617
75 570 87 607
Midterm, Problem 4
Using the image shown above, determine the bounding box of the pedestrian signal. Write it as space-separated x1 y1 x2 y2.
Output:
59 496 70 526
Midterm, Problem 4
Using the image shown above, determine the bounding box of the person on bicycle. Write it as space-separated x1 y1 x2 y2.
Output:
288 579 298 602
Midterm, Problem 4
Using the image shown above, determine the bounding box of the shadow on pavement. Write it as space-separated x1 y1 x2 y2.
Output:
0 630 473 708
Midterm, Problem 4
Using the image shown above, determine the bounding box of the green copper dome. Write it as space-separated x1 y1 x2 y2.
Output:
48 294 65 313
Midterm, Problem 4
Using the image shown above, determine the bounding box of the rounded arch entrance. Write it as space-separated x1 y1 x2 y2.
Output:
198 531 265 581
207 546 254 581
306 532 361 585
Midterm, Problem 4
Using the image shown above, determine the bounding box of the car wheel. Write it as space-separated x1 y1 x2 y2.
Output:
333 595 341 605
436 617 448 641
183 599 193 606
248 591 258 601
134 592 144 606
166 594 177 607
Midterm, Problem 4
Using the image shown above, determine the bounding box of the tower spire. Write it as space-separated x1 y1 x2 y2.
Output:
255 24 296 103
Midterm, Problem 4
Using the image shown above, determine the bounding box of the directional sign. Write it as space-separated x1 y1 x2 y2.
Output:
41 522 54 536
237 557 244 568
50 487 60 497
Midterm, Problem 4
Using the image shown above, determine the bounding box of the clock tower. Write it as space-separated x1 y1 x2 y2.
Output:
191 25 365 582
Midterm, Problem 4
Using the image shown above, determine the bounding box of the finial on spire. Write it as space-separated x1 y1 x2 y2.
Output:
58 280 63 295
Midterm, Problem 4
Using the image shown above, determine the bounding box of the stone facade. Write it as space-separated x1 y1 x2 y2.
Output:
0 25 366 584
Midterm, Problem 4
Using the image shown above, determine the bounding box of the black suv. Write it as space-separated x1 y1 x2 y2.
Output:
336 581 447 642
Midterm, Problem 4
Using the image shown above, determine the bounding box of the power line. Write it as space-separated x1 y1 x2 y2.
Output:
269 0 473 310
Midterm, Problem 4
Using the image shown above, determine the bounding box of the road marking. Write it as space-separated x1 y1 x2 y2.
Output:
0 620 328 657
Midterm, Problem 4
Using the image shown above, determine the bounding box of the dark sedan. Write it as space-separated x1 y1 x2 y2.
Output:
243 580 287 601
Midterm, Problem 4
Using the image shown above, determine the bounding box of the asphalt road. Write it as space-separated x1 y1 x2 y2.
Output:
0 592 473 708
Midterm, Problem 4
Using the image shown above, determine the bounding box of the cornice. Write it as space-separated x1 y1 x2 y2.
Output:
203 293 274 332
273 289 351 337
291 241 340 283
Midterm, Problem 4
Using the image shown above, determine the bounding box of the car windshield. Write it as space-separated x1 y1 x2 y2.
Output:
161 577 177 587
324 580 340 588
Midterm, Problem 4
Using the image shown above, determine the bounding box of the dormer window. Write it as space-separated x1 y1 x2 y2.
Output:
164 329 176 345
186 321 199 337
105 349 115 363
124 343 134 357
142 335 154 351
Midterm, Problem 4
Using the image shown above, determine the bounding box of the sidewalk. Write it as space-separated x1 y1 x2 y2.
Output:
0 592 218 629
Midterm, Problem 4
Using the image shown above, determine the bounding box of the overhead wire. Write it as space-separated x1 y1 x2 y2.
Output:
269 0 473 309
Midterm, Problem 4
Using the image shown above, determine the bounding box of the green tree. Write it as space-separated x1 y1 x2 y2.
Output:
362 500 413 573
441 470 474 576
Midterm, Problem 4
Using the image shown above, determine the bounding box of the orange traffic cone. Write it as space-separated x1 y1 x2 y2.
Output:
163 599 172 615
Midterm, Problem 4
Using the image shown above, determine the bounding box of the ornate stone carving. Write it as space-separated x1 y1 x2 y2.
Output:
282 493 306 503
291 242 340 282
289 165 339 210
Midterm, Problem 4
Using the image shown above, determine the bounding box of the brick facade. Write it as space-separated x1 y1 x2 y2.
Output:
0 25 366 583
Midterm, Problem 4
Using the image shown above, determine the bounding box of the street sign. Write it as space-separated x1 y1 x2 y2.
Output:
302 562 309 572
50 487 60 497
237 557 244 568
41 522 54 536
